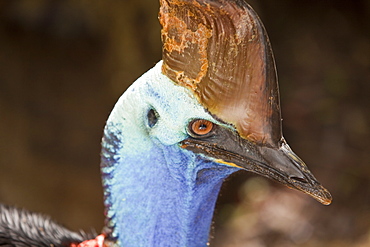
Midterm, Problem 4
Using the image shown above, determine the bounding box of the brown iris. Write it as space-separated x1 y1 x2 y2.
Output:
189 119 214 137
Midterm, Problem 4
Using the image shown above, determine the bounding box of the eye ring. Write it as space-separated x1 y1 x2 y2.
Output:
188 119 214 137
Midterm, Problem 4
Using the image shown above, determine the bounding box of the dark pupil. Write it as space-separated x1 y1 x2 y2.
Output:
147 109 158 128
199 124 208 130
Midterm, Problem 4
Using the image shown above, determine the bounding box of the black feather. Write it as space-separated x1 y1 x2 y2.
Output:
0 204 92 247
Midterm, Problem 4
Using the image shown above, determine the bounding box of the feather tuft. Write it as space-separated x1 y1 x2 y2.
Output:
0 204 92 247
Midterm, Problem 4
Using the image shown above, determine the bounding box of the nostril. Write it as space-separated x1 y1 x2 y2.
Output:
290 176 308 183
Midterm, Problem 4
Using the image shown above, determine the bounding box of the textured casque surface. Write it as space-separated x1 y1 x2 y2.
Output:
160 0 281 146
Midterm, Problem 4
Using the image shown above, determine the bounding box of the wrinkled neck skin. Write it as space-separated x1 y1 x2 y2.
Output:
101 62 238 247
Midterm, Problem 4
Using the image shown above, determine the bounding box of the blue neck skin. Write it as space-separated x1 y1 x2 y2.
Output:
100 62 239 247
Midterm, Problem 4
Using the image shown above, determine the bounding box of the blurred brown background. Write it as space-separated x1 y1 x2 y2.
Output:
0 0 369 246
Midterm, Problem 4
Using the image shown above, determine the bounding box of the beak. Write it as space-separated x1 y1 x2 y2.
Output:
257 139 332 205
181 125 332 205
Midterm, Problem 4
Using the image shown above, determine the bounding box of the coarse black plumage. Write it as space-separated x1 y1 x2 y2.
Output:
0 204 91 247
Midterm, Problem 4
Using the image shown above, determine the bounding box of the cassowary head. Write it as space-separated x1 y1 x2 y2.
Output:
100 0 332 246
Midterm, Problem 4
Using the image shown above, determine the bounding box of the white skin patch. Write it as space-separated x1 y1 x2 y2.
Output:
108 61 234 147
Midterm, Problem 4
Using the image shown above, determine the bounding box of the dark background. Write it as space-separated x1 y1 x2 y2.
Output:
0 0 369 246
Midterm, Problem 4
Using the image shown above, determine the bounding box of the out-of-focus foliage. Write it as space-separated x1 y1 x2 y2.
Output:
0 0 368 246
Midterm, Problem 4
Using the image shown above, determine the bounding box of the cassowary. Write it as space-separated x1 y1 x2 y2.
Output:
0 0 332 246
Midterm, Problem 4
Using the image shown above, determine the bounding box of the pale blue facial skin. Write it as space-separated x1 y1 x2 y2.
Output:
101 61 240 247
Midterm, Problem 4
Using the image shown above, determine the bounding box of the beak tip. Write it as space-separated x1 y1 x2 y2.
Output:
312 186 332 205
320 199 332 206
321 193 333 206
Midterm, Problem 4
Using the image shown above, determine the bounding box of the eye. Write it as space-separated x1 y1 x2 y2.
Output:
147 109 159 128
188 119 214 137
